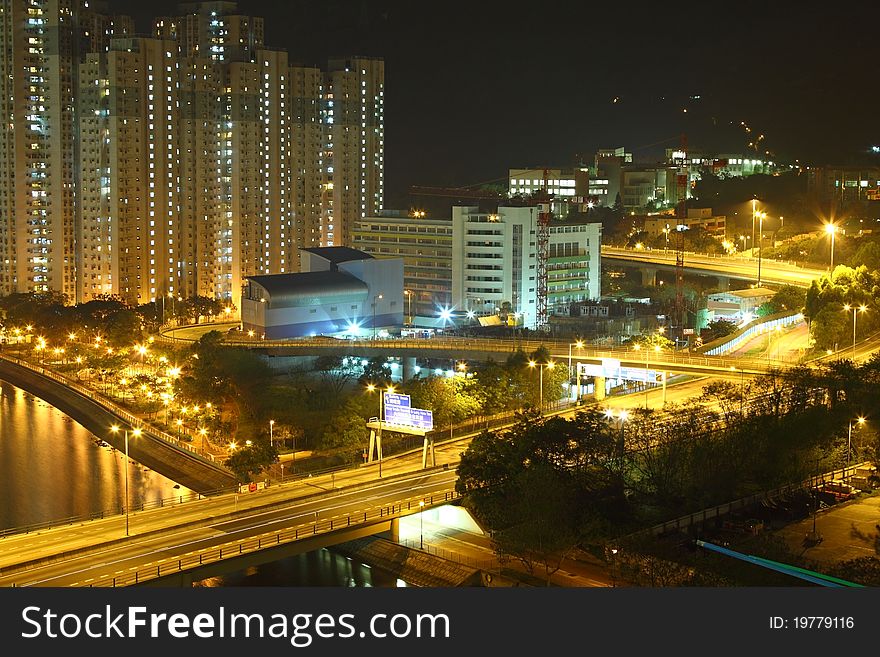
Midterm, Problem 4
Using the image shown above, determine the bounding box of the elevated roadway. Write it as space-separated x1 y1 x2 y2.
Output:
601 245 824 288
0 447 465 587
159 324 792 377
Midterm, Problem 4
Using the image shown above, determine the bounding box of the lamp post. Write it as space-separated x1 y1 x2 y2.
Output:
847 416 866 466
372 293 383 340
843 304 868 361
825 222 837 272
419 500 425 549
110 425 142 537
604 408 629 465
404 290 413 324
730 366 744 414
568 340 584 400
757 211 766 287
451 361 467 439
528 360 555 412
269 419 274 447
367 383 394 477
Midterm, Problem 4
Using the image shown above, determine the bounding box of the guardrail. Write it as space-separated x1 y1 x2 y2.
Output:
398 538 496 571
160 325 791 373
59 488 462 588
626 462 871 540
0 352 226 470
601 246 825 275
699 311 804 356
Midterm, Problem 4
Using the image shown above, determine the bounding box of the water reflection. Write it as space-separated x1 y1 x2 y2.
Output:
0 380 192 531
193 548 405 587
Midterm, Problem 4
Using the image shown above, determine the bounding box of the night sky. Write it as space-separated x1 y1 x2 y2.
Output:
121 0 879 209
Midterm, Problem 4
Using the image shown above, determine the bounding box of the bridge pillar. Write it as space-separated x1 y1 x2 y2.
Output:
640 267 657 287
716 275 730 290
594 376 606 402
402 356 418 381
389 517 400 543
422 436 435 469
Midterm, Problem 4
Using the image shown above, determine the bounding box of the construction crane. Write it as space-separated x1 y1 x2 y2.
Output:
535 170 552 331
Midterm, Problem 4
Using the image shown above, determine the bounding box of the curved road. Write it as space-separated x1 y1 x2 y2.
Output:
602 246 824 287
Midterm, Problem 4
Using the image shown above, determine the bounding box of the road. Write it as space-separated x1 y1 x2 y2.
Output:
1 466 459 587
404 517 615 587
731 321 811 362
602 245 824 287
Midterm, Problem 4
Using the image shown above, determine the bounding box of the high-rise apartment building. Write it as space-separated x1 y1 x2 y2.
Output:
0 0 129 298
323 56 384 248
4 1 384 305
78 37 224 303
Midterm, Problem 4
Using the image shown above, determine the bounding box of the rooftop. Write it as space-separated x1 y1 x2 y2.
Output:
301 246 374 265
245 271 368 307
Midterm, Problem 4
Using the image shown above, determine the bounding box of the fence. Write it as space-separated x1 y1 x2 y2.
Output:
0 352 224 469
625 461 872 540
397 538 496 571
25 488 462 588
699 310 804 356
161 325 791 373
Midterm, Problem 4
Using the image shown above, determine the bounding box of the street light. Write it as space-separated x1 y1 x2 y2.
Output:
847 416 866 466
404 290 413 323
372 293 383 340
366 383 395 477
825 222 837 272
269 419 275 447
568 340 585 399
419 500 426 549
110 424 142 537
842 304 868 361
603 408 629 463
528 360 555 411
757 211 766 287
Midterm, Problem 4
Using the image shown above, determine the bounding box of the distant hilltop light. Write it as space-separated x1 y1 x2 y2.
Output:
872 146 880 153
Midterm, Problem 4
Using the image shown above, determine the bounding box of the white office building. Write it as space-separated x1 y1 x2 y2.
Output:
452 206 602 326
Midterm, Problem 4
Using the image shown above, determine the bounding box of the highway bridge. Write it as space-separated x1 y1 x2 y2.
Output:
160 324 792 379
601 245 824 288
0 445 465 587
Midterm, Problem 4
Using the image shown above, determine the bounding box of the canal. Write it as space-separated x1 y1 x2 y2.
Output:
0 379 399 586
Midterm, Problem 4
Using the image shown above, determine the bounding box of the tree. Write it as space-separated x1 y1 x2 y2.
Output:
357 356 393 386
224 437 278 483
320 398 370 453
314 355 359 404
701 318 738 342
851 240 880 271
456 410 625 582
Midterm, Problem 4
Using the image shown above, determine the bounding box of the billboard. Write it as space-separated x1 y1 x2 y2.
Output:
579 362 662 383
384 405 434 431
384 392 410 408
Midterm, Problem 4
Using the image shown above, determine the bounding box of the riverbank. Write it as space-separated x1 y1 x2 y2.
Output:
0 358 237 494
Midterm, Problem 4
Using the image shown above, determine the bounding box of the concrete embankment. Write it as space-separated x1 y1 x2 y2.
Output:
0 358 237 494
333 537 482 586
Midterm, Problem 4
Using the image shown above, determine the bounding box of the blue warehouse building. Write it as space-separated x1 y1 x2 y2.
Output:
241 247 404 339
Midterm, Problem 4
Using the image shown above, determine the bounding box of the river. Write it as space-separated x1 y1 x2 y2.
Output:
0 379 400 586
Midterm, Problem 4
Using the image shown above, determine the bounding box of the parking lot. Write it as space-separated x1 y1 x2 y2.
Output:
777 493 880 564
